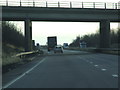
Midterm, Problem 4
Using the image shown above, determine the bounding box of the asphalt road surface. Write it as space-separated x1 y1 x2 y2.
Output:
3 50 118 88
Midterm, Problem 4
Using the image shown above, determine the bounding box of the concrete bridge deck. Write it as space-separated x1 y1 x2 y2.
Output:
2 6 120 22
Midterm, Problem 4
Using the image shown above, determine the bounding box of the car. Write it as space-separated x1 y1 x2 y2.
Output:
54 45 63 53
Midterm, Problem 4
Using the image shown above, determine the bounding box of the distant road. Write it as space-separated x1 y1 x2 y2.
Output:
3 50 118 88
42 48 90 55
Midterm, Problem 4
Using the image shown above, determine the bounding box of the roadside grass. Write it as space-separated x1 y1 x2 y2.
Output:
2 43 24 66
2 43 42 73
2 52 21 66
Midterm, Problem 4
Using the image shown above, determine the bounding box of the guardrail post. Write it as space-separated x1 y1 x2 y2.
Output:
58 1 60 7
46 1 48 7
20 0 21 6
70 2 72 8
33 0 35 7
82 2 84 8
115 3 117 9
6 0 8 6
104 3 106 9
93 2 95 8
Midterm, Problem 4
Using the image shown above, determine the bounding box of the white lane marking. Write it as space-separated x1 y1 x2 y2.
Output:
112 74 118 78
90 62 93 64
94 65 98 67
101 69 107 71
3 58 46 89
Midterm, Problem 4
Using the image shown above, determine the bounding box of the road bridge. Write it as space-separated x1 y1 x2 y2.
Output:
1 1 120 51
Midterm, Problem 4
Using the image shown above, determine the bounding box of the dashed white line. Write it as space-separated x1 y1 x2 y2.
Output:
79 56 117 78
101 69 107 71
3 58 46 89
112 74 118 78
94 65 99 67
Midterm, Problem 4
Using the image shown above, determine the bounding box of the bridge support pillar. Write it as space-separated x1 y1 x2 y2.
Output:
25 19 32 51
100 20 110 48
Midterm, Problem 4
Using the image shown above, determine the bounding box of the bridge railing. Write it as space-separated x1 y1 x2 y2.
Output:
0 0 119 9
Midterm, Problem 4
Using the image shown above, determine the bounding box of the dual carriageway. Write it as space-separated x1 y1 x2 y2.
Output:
1 0 119 88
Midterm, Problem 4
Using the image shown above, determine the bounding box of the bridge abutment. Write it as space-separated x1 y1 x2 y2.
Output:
25 19 32 51
100 20 110 48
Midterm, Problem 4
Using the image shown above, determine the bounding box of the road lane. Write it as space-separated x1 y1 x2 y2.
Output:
4 53 118 88
78 54 118 75
42 48 90 55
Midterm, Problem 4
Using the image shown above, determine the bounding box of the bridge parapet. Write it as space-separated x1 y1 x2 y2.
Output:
0 1 119 9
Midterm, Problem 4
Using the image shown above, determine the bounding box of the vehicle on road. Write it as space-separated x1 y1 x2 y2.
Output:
63 43 69 49
54 45 63 53
47 36 57 51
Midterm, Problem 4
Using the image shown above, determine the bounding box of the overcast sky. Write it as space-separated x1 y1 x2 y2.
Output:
12 21 118 46
8 0 119 45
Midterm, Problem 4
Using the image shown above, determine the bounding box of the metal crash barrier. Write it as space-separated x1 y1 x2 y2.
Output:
13 51 39 59
0 0 119 9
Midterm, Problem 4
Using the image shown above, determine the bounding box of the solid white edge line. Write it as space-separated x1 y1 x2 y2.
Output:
2 58 46 89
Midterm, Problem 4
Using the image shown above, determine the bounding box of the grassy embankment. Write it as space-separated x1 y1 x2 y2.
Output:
2 21 37 73
2 43 24 66
2 43 41 73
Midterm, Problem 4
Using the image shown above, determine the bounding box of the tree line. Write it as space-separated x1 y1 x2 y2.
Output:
2 21 25 48
69 28 120 48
